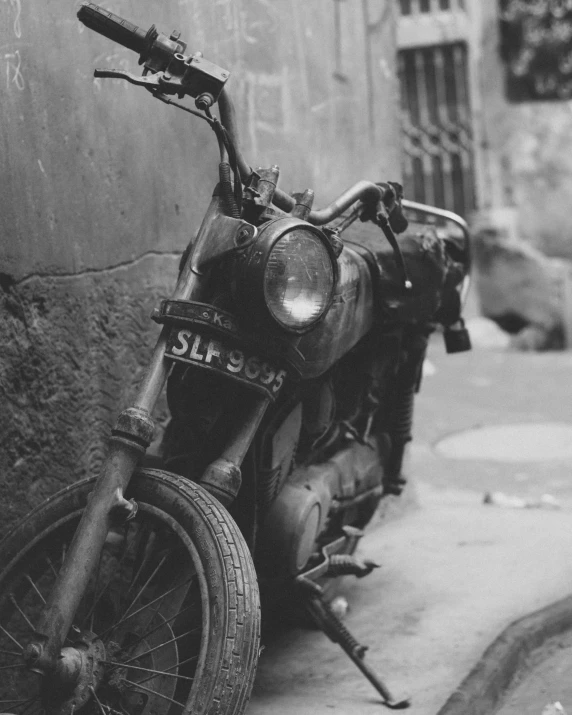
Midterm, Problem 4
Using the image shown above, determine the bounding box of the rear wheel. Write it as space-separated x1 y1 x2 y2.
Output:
0 469 260 715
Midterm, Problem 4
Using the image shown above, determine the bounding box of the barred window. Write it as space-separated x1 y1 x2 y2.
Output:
398 42 476 216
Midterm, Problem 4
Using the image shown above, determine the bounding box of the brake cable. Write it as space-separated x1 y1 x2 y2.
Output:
154 92 213 124
154 92 243 216
374 209 413 291
205 107 243 209
331 202 412 291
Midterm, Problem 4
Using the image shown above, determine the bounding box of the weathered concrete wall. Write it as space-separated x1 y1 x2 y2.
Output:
477 0 572 260
0 257 178 528
0 0 400 533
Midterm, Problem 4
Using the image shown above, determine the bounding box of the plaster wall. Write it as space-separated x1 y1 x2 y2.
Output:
0 0 401 533
476 0 572 259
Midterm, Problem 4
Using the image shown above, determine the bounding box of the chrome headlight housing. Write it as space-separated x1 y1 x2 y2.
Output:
234 217 338 333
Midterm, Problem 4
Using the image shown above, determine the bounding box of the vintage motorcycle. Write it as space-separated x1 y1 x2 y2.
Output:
0 4 471 714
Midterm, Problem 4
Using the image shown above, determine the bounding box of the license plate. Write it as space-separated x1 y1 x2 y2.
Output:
165 327 286 398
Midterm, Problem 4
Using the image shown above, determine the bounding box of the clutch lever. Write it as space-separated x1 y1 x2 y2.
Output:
94 68 163 91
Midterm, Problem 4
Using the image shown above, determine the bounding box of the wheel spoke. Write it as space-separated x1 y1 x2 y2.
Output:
99 577 193 639
137 598 164 640
122 627 200 665
122 679 185 708
166 652 200 671
127 526 157 594
123 601 198 655
10 595 36 631
89 686 110 715
0 624 23 650
120 553 168 621
45 556 58 578
103 660 194 681
24 574 46 604
89 690 124 715
135 653 200 686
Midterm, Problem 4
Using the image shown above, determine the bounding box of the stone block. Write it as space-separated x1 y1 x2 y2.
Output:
473 228 567 350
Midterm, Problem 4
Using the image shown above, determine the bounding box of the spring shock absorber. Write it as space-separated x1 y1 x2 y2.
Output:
383 329 429 496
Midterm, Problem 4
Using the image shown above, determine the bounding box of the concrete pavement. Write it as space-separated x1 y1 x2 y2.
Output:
248 329 572 715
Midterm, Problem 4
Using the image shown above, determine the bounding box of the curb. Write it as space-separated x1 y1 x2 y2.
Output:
435 594 572 715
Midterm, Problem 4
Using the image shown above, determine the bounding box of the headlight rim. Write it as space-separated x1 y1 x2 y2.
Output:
236 216 339 336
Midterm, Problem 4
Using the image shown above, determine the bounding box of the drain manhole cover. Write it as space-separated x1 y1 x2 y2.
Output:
435 422 572 462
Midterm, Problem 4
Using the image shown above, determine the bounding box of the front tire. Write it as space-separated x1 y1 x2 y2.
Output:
0 469 260 715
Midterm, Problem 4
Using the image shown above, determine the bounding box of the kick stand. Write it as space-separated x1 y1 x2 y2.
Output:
296 539 411 709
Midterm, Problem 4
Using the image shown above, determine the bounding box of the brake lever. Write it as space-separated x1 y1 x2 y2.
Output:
94 68 163 90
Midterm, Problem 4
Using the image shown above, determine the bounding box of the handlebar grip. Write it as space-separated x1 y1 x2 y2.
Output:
77 3 148 55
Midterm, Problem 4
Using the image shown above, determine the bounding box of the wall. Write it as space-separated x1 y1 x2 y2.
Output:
476 0 572 260
0 0 400 534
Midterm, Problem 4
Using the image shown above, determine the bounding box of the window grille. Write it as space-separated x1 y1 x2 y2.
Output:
398 41 476 217
399 0 466 15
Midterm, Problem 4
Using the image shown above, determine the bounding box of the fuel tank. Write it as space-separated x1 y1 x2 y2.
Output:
283 245 374 379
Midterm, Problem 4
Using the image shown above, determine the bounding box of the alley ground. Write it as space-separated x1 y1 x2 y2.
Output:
248 323 572 715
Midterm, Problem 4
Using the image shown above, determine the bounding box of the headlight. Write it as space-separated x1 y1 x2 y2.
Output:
234 217 338 333
264 230 335 330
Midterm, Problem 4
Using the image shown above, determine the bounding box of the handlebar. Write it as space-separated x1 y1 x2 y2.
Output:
275 182 388 226
77 4 149 55
77 3 404 229
217 90 397 227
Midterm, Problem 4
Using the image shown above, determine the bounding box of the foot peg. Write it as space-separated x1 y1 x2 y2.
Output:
325 554 380 579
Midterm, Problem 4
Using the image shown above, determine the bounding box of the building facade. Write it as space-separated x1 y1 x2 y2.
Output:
0 0 401 532
398 0 572 262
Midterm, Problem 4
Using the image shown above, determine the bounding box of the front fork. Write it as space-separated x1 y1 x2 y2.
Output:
24 328 169 676
24 197 269 678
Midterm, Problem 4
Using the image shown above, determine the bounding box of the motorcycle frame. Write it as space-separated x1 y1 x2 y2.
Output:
23 125 397 678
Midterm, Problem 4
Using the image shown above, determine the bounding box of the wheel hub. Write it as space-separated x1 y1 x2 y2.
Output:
41 631 106 715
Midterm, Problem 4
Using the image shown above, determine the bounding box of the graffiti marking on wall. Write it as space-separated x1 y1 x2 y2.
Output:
5 49 24 91
244 68 291 154
1 0 22 39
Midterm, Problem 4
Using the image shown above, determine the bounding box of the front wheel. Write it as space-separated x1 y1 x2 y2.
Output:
0 469 260 715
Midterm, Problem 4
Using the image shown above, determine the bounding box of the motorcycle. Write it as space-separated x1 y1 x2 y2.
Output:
0 4 471 714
